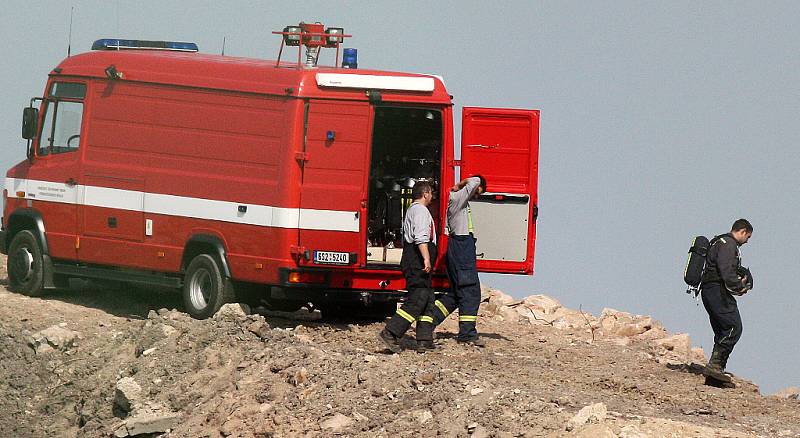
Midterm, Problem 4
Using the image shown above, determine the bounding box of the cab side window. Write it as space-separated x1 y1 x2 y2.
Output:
38 82 86 156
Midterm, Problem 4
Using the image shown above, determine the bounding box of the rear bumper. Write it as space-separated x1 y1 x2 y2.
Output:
270 286 406 305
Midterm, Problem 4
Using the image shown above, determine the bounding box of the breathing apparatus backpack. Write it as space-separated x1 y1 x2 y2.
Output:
684 236 710 296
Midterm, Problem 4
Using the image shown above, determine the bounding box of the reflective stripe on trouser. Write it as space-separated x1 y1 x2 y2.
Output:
445 234 481 340
431 297 457 325
385 243 437 342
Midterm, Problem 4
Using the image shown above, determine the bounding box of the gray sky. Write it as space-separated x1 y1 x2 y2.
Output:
2 1 798 394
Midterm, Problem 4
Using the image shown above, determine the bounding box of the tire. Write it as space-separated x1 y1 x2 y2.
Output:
182 254 235 319
7 230 45 296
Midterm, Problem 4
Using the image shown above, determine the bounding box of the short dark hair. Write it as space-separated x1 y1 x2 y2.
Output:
731 218 753 233
411 181 433 200
475 174 487 193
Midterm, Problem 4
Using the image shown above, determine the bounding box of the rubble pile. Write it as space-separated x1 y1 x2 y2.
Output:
0 254 798 437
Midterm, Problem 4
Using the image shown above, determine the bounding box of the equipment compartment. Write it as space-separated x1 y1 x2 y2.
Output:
366 106 442 266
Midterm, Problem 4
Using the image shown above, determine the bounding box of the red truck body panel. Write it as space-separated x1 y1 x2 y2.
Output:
3 48 537 301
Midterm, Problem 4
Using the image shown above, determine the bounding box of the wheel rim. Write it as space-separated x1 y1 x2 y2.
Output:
189 268 212 310
10 246 34 283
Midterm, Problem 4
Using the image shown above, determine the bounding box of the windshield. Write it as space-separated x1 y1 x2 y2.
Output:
38 82 86 156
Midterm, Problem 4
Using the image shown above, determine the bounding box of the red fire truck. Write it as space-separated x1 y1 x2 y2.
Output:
2 24 539 319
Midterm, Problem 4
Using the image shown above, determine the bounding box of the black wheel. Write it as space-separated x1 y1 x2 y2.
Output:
7 230 45 296
182 254 235 319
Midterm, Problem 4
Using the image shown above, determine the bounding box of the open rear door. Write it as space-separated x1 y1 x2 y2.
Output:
460 107 539 274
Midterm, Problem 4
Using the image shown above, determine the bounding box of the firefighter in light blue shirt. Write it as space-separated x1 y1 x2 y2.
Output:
432 175 487 346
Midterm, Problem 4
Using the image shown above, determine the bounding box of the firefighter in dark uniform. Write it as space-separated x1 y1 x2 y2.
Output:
700 218 753 386
430 175 487 346
379 181 438 353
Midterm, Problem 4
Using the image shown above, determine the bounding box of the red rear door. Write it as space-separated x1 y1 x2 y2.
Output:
298 100 370 268
460 107 539 274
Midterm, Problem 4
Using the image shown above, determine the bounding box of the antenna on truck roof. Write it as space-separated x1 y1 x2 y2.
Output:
67 6 74 57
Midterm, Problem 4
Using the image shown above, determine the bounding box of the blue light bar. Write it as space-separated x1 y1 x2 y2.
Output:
91 39 199 52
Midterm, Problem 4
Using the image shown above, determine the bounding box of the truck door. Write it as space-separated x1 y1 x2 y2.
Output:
459 107 540 274
298 100 370 268
16 81 88 261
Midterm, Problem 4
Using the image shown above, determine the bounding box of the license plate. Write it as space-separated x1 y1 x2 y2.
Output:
314 251 350 265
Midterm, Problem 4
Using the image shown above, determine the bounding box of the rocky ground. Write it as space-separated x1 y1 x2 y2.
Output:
1 253 799 437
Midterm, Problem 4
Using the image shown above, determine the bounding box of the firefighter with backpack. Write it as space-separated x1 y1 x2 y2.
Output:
685 218 754 387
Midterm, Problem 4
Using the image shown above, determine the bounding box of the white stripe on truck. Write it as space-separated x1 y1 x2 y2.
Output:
5 177 359 233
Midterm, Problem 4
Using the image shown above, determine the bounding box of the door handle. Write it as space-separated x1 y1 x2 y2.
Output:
65 178 77 187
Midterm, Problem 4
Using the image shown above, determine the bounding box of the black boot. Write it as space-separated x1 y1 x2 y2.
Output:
703 346 731 384
379 329 402 354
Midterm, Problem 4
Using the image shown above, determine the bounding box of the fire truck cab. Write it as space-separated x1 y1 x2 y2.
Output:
2 28 539 319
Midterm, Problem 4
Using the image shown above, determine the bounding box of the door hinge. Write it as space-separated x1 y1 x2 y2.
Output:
295 151 310 163
290 245 310 261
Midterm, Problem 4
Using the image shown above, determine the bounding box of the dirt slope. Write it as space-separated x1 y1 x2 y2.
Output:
0 254 798 437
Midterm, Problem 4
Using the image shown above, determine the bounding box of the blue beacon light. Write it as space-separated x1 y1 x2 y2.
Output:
91 39 199 52
342 48 357 69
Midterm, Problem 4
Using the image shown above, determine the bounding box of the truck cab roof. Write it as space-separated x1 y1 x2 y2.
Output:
53 50 452 104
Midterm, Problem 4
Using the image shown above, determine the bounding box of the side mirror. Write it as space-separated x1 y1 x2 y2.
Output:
22 106 39 140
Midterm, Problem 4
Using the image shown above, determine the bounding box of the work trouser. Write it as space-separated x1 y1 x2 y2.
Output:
432 234 481 340
700 281 743 365
385 242 438 341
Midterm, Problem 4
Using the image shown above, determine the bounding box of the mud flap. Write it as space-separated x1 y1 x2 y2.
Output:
42 254 57 290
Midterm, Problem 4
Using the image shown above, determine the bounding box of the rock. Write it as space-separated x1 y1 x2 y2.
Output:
486 288 516 306
522 294 562 315
576 423 616 437
114 377 143 413
652 333 695 364
352 411 369 423
214 303 250 320
689 347 707 364
599 309 662 338
141 347 157 356
160 324 177 337
411 409 433 424
113 424 129 437
417 372 436 385
146 310 158 320
470 387 484 396
246 321 271 339
619 424 649 438
320 413 353 433
635 326 668 341
566 402 607 431
772 386 800 399
497 306 523 322
220 418 244 436
550 308 595 330
289 367 308 386
29 325 80 354
470 425 490 438
124 411 180 436
654 333 690 354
